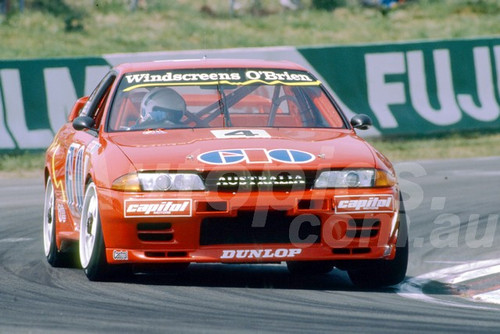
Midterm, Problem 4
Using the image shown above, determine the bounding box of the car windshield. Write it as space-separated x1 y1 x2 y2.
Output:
107 68 347 131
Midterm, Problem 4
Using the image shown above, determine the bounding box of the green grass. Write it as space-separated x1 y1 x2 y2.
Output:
0 151 45 175
0 0 499 59
367 132 500 162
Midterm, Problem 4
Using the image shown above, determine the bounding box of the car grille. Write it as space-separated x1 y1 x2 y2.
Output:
202 170 317 192
137 222 173 242
200 211 321 245
346 218 380 238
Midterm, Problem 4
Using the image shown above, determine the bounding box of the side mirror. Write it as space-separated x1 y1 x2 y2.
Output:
350 114 372 130
68 96 89 122
73 116 95 131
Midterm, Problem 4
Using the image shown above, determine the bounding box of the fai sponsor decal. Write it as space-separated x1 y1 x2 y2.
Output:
113 250 129 261
334 195 394 213
221 248 302 259
198 148 315 165
124 199 192 218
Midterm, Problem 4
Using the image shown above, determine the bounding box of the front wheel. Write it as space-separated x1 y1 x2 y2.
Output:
79 181 108 281
286 261 334 275
347 198 409 288
347 239 408 288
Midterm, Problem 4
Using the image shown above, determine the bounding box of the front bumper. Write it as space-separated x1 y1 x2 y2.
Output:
97 187 401 265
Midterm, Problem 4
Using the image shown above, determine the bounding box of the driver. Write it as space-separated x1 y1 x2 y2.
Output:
139 87 186 127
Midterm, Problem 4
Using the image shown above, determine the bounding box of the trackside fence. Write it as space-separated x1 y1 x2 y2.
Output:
0 37 499 151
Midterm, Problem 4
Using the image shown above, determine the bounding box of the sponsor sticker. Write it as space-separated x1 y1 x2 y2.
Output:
124 199 192 218
122 69 321 92
198 148 315 165
57 202 67 223
142 129 167 135
334 195 394 214
113 250 129 261
86 140 101 154
123 69 317 87
221 248 302 259
217 174 305 187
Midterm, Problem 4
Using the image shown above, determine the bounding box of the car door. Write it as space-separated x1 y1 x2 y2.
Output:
64 72 117 228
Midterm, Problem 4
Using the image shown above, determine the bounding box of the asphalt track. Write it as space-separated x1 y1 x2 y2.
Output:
1 157 499 333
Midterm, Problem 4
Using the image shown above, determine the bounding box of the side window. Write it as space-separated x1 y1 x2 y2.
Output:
80 72 116 129
92 86 112 129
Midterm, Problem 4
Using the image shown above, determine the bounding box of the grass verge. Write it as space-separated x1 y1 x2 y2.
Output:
367 132 500 162
1 0 499 59
0 151 45 177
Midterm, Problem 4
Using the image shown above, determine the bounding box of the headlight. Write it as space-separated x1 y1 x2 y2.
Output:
314 169 396 188
112 173 205 191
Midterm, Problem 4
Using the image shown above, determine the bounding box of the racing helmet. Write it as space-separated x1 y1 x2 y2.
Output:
140 87 186 124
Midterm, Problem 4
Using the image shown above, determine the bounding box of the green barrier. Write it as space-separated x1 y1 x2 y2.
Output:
299 38 500 136
0 57 110 151
1 37 499 151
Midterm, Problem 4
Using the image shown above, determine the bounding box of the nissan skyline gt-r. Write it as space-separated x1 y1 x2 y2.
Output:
43 59 408 286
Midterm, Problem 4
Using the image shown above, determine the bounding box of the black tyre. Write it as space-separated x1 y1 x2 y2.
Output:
43 178 73 267
79 181 109 281
286 261 334 275
347 197 409 288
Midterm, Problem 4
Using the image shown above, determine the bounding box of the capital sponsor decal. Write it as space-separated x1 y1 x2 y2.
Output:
334 195 394 214
124 199 192 218
221 248 302 259
198 148 315 165
113 250 129 261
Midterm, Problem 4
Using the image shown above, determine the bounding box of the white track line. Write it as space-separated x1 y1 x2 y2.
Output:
398 259 500 309
0 237 33 243
447 265 500 284
474 289 500 304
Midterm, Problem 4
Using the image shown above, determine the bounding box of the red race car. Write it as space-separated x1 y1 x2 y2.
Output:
43 59 408 286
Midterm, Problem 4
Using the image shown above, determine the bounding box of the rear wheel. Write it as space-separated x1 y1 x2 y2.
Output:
43 178 69 267
347 198 409 288
79 181 109 281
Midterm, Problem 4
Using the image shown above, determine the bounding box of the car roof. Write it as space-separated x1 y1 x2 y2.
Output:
114 58 309 74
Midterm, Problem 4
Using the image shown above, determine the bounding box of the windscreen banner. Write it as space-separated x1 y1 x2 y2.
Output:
0 37 498 151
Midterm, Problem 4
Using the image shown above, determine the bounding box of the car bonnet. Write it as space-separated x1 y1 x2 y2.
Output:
107 128 376 172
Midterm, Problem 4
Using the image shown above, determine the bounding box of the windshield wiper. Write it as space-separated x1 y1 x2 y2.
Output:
216 83 232 127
